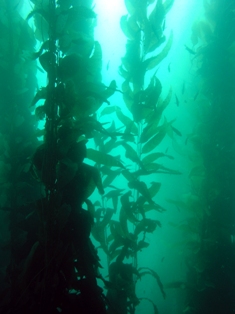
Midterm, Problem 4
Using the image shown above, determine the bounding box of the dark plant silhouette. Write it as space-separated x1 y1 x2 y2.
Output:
89 1 182 313
0 0 116 313
169 1 235 313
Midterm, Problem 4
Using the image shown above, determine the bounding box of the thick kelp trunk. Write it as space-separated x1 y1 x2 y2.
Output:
0 0 40 306
183 1 235 313
0 0 112 313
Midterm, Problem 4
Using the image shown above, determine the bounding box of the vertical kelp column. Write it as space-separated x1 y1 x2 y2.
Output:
0 0 121 312
179 0 235 313
90 0 183 313
0 0 40 306
23 0 109 312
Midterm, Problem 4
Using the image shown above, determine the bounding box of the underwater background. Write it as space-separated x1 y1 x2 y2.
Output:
0 0 234 313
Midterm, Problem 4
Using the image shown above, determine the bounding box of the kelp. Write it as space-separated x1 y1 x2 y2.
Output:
175 1 235 313
86 1 178 313
0 0 187 313
0 1 43 312
138 267 166 299
0 0 114 313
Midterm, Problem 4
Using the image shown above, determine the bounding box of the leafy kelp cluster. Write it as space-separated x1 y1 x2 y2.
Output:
0 0 40 307
92 0 180 313
0 0 178 313
0 0 111 313
167 0 235 313
0 0 234 313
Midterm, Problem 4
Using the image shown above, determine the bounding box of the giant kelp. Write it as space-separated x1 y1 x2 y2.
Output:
0 0 118 313
0 0 185 313
86 1 181 313
171 0 235 313
0 0 40 306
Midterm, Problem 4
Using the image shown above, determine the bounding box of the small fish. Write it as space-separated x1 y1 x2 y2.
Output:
167 62 171 72
193 91 199 101
14 1 21 10
162 19 166 31
165 281 186 289
106 60 110 71
181 81 185 94
37 66 45 73
15 88 29 95
183 306 196 313
72 38 88 45
175 94 179 106
171 125 182 137
184 45 196 55
161 257 165 262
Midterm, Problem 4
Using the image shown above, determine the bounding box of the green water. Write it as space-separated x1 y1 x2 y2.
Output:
0 0 234 313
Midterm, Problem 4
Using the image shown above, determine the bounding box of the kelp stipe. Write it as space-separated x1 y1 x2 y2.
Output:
113 0 177 312
174 0 235 313
88 1 183 313
0 0 118 313
0 1 40 311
